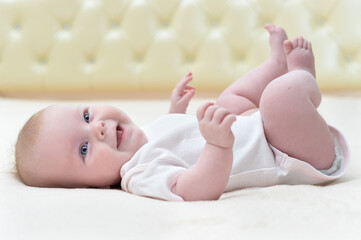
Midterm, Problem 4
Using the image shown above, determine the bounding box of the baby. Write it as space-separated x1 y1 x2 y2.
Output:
15 24 349 201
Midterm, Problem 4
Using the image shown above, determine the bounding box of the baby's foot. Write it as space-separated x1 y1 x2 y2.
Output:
264 24 288 71
283 36 316 77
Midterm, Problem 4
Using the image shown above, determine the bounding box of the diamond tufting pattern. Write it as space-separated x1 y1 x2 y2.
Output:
0 0 360 95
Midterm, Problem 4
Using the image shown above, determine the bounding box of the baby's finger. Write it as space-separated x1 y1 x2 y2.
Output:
213 107 231 124
185 85 195 91
180 88 195 104
220 114 237 130
196 102 214 121
175 74 193 95
204 105 218 121
179 72 193 85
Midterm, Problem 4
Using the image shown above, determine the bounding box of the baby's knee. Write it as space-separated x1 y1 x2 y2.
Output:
287 70 321 107
261 70 321 108
259 80 288 116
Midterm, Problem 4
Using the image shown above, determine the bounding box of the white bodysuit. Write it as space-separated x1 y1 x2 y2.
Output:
120 112 349 201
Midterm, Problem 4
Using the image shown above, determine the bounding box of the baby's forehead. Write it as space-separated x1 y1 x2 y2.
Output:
45 104 77 112
36 105 79 157
41 104 79 133
43 104 83 121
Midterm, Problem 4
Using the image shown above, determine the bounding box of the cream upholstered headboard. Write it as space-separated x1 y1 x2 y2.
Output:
0 0 360 96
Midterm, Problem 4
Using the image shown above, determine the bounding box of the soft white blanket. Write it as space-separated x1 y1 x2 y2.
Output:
1 95 360 240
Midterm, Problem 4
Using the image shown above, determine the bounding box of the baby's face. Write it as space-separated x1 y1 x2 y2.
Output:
34 104 147 188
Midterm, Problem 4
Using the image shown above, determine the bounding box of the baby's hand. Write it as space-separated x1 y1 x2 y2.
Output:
196 102 237 149
169 72 195 114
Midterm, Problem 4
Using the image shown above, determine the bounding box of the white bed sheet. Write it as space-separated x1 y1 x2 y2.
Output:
1 95 361 240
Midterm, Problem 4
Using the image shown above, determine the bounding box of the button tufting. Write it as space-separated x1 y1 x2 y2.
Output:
186 55 194 63
346 55 353 62
135 55 143 63
63 23 71 30
212 20 219 27
87 57 95 64
13 23 21 30
112 22 120 29
318 18 325 26
39 57 47 65
0 0 361 93
161 21 169 28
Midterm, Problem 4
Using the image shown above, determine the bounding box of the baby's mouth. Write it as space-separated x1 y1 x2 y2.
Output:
116 125 124 149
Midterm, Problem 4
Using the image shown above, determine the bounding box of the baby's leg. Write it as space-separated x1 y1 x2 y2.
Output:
216 24 288 115
260 37 334 169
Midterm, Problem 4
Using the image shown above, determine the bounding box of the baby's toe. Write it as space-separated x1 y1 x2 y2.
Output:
283 40 294 55
297 36 304 48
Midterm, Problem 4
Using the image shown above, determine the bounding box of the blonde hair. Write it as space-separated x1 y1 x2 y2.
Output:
15 109 45 186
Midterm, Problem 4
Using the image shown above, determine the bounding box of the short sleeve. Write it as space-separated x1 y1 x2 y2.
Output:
121 159 186 201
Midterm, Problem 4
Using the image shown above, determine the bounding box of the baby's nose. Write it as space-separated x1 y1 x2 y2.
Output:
91 120 105 140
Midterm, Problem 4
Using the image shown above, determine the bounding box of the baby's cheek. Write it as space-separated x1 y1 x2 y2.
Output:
92 144 119 168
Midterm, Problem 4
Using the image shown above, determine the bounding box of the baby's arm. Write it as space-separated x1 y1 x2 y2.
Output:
171 102 236 201
169 72 195 114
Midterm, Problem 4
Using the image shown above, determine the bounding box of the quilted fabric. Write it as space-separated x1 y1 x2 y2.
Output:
0 0 360 94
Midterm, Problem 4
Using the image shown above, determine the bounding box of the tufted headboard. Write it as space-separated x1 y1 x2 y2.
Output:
0 0 360 96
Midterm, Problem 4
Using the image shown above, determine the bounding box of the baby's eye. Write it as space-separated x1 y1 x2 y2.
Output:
83 111 90 123
80 143 88 157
